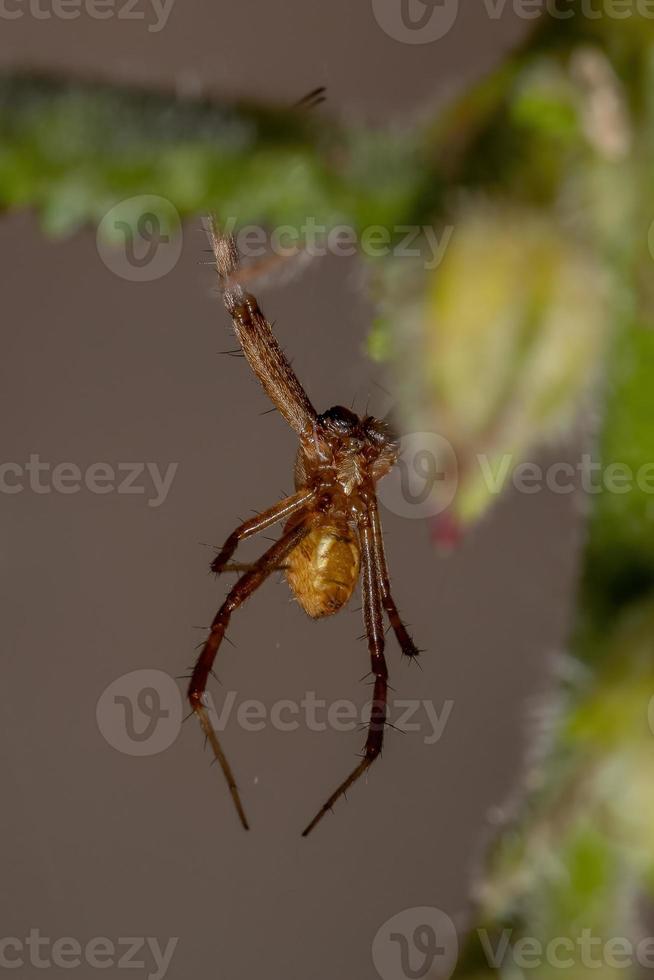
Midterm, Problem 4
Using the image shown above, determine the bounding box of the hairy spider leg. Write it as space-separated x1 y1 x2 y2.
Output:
206 216 317 439
211 488 316 575
368 495 421 662
189 519 311 829
301 505 388 836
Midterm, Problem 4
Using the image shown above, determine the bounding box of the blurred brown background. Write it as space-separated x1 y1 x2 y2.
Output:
0 4 583 979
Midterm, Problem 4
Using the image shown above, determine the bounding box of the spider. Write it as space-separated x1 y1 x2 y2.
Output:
187 217 421 836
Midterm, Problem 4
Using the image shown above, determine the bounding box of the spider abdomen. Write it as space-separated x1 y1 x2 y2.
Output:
285 520 360 619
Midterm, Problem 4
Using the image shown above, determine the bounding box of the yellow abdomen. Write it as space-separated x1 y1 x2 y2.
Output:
285 521 360 619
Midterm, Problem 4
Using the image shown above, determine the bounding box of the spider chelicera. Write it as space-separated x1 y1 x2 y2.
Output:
187 218 421 836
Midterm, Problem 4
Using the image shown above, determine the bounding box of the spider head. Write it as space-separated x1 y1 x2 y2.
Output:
318 405 360 433
309 405 399 493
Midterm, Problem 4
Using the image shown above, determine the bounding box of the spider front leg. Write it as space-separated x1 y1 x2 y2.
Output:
301 512 388 837
369 495 421 662
211 488 315 575
206 216 318 440
189 519 310 830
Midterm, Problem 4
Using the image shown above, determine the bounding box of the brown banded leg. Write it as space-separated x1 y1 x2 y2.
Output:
301 513 388 837
211 489 315 574
222 562 290 573
368 494 421 661
189 520 310 829
206 216 318 440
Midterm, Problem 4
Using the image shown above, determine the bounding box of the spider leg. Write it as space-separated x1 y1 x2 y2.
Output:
206 216 318 439
368 493 421 661
294 85 327 109
189 519 310 830
211 488 315 575
222 561 290 573
301 511 387 837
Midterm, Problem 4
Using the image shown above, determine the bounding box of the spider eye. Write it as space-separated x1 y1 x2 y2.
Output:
318 405 359 432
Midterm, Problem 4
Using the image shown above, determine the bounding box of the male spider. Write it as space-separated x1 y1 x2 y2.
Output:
188 218 421 836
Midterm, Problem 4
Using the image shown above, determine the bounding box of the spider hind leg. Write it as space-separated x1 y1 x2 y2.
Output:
301 513 387 836
370 496 422 662
189 520 310 829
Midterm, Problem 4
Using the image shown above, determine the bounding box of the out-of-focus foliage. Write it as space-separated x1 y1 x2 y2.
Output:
452 589 654 980
372 207 612 525
370 9 653 534
580 321 654 639
0 72 426 236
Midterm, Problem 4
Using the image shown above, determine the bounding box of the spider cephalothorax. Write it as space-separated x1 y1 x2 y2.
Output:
303 406 400 495
187 218 421 836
